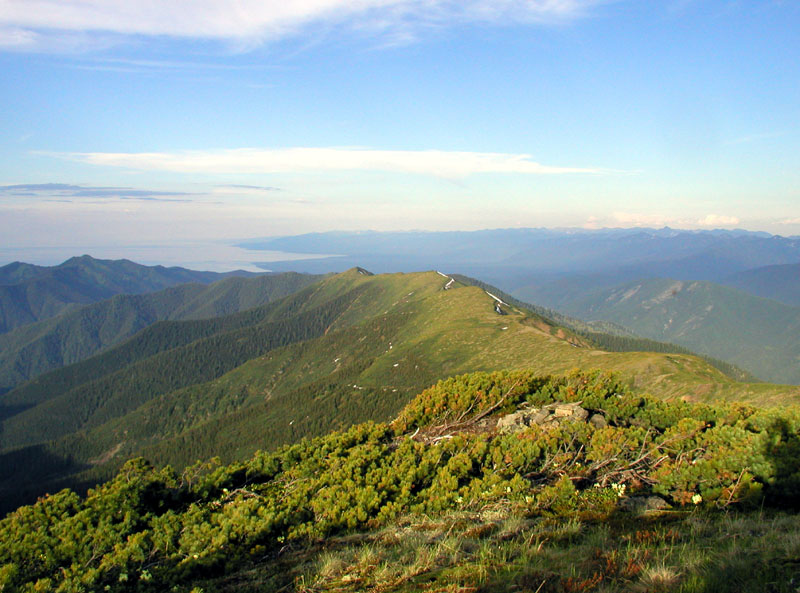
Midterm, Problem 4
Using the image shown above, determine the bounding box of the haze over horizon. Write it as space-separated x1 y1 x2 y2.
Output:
1 1 799 268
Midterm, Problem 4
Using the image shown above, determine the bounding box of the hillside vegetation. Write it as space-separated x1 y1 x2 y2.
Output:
722 262 800 307
525 277 800 385
0 255 258 335
3 370 800 592
2 269 798 515
0 272 321 393
453 274 755 382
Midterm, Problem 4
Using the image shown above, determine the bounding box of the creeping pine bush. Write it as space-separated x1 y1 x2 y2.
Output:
2 370 800 592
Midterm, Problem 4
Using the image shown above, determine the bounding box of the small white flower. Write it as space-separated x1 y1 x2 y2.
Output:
692 493 702 505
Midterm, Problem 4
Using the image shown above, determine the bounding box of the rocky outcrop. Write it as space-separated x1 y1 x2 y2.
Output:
496 402 598 433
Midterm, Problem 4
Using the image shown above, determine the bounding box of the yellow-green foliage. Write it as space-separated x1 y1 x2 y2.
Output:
2 370 800 592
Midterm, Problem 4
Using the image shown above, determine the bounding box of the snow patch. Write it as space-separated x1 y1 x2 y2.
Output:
485 291 507 305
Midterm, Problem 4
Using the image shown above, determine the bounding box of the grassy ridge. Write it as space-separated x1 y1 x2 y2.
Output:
453 273 757 382
3 269 800 514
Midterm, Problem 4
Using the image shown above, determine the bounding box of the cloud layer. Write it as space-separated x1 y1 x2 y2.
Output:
697 214 740 227
0 183 192 202
52 147 605 177
0 0 603 50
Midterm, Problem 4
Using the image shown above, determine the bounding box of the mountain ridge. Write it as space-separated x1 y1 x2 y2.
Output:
0 255 261 334
721 261 800 306
2 268 798 513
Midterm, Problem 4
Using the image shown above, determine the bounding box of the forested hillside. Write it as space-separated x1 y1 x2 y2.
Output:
2 269 798 515
0 272 321 393
525 277 800 385
722 262 800 307
0 255 259 334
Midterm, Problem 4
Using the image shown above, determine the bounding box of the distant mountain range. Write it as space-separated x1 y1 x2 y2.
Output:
722 262 800 307
240 227 800 292
2 268 796 513
0 255 260 334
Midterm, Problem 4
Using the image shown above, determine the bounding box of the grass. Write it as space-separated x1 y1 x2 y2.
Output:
191 507 800 593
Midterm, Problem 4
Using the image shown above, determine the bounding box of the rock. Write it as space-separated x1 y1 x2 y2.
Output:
570 406 589 422
496 411 533 432
531 409 551 425
589 413 607 429
553 404 575 417
496 402 592 433
542 402 587 423
620 496 670 513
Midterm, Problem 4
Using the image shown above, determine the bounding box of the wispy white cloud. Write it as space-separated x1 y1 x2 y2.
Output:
0 183 194 202
609 212 742 229
611 212 680 228
582 215 601 229
779 217 800 225
69 57 267 74
47 147 608 177
697 214 739 227
212 184 283 195
0 0 607 52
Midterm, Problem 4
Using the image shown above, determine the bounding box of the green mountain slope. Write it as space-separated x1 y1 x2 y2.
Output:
4 370 800 593
2 269 798 513
525 277 800 385
0 255 258 334
722 262 800 307
453 274 754 379
0 261 48 285
0 272 321 393
0 283 368 449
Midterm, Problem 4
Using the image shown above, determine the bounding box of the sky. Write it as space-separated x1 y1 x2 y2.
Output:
0 0 799 268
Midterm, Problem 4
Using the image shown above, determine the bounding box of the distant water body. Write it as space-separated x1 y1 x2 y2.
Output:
0 242 334 273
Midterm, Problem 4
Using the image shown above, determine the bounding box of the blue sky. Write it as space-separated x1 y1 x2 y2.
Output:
0 1 798 266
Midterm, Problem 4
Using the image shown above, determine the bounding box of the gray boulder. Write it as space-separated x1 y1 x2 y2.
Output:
497 402 592 433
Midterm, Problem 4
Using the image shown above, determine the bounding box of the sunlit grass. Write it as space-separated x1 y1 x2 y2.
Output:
207 508 800 593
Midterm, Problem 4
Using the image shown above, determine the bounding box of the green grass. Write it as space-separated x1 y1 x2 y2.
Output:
208 508 800 593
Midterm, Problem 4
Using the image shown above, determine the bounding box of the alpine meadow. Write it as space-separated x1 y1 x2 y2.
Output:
2 2 800 592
